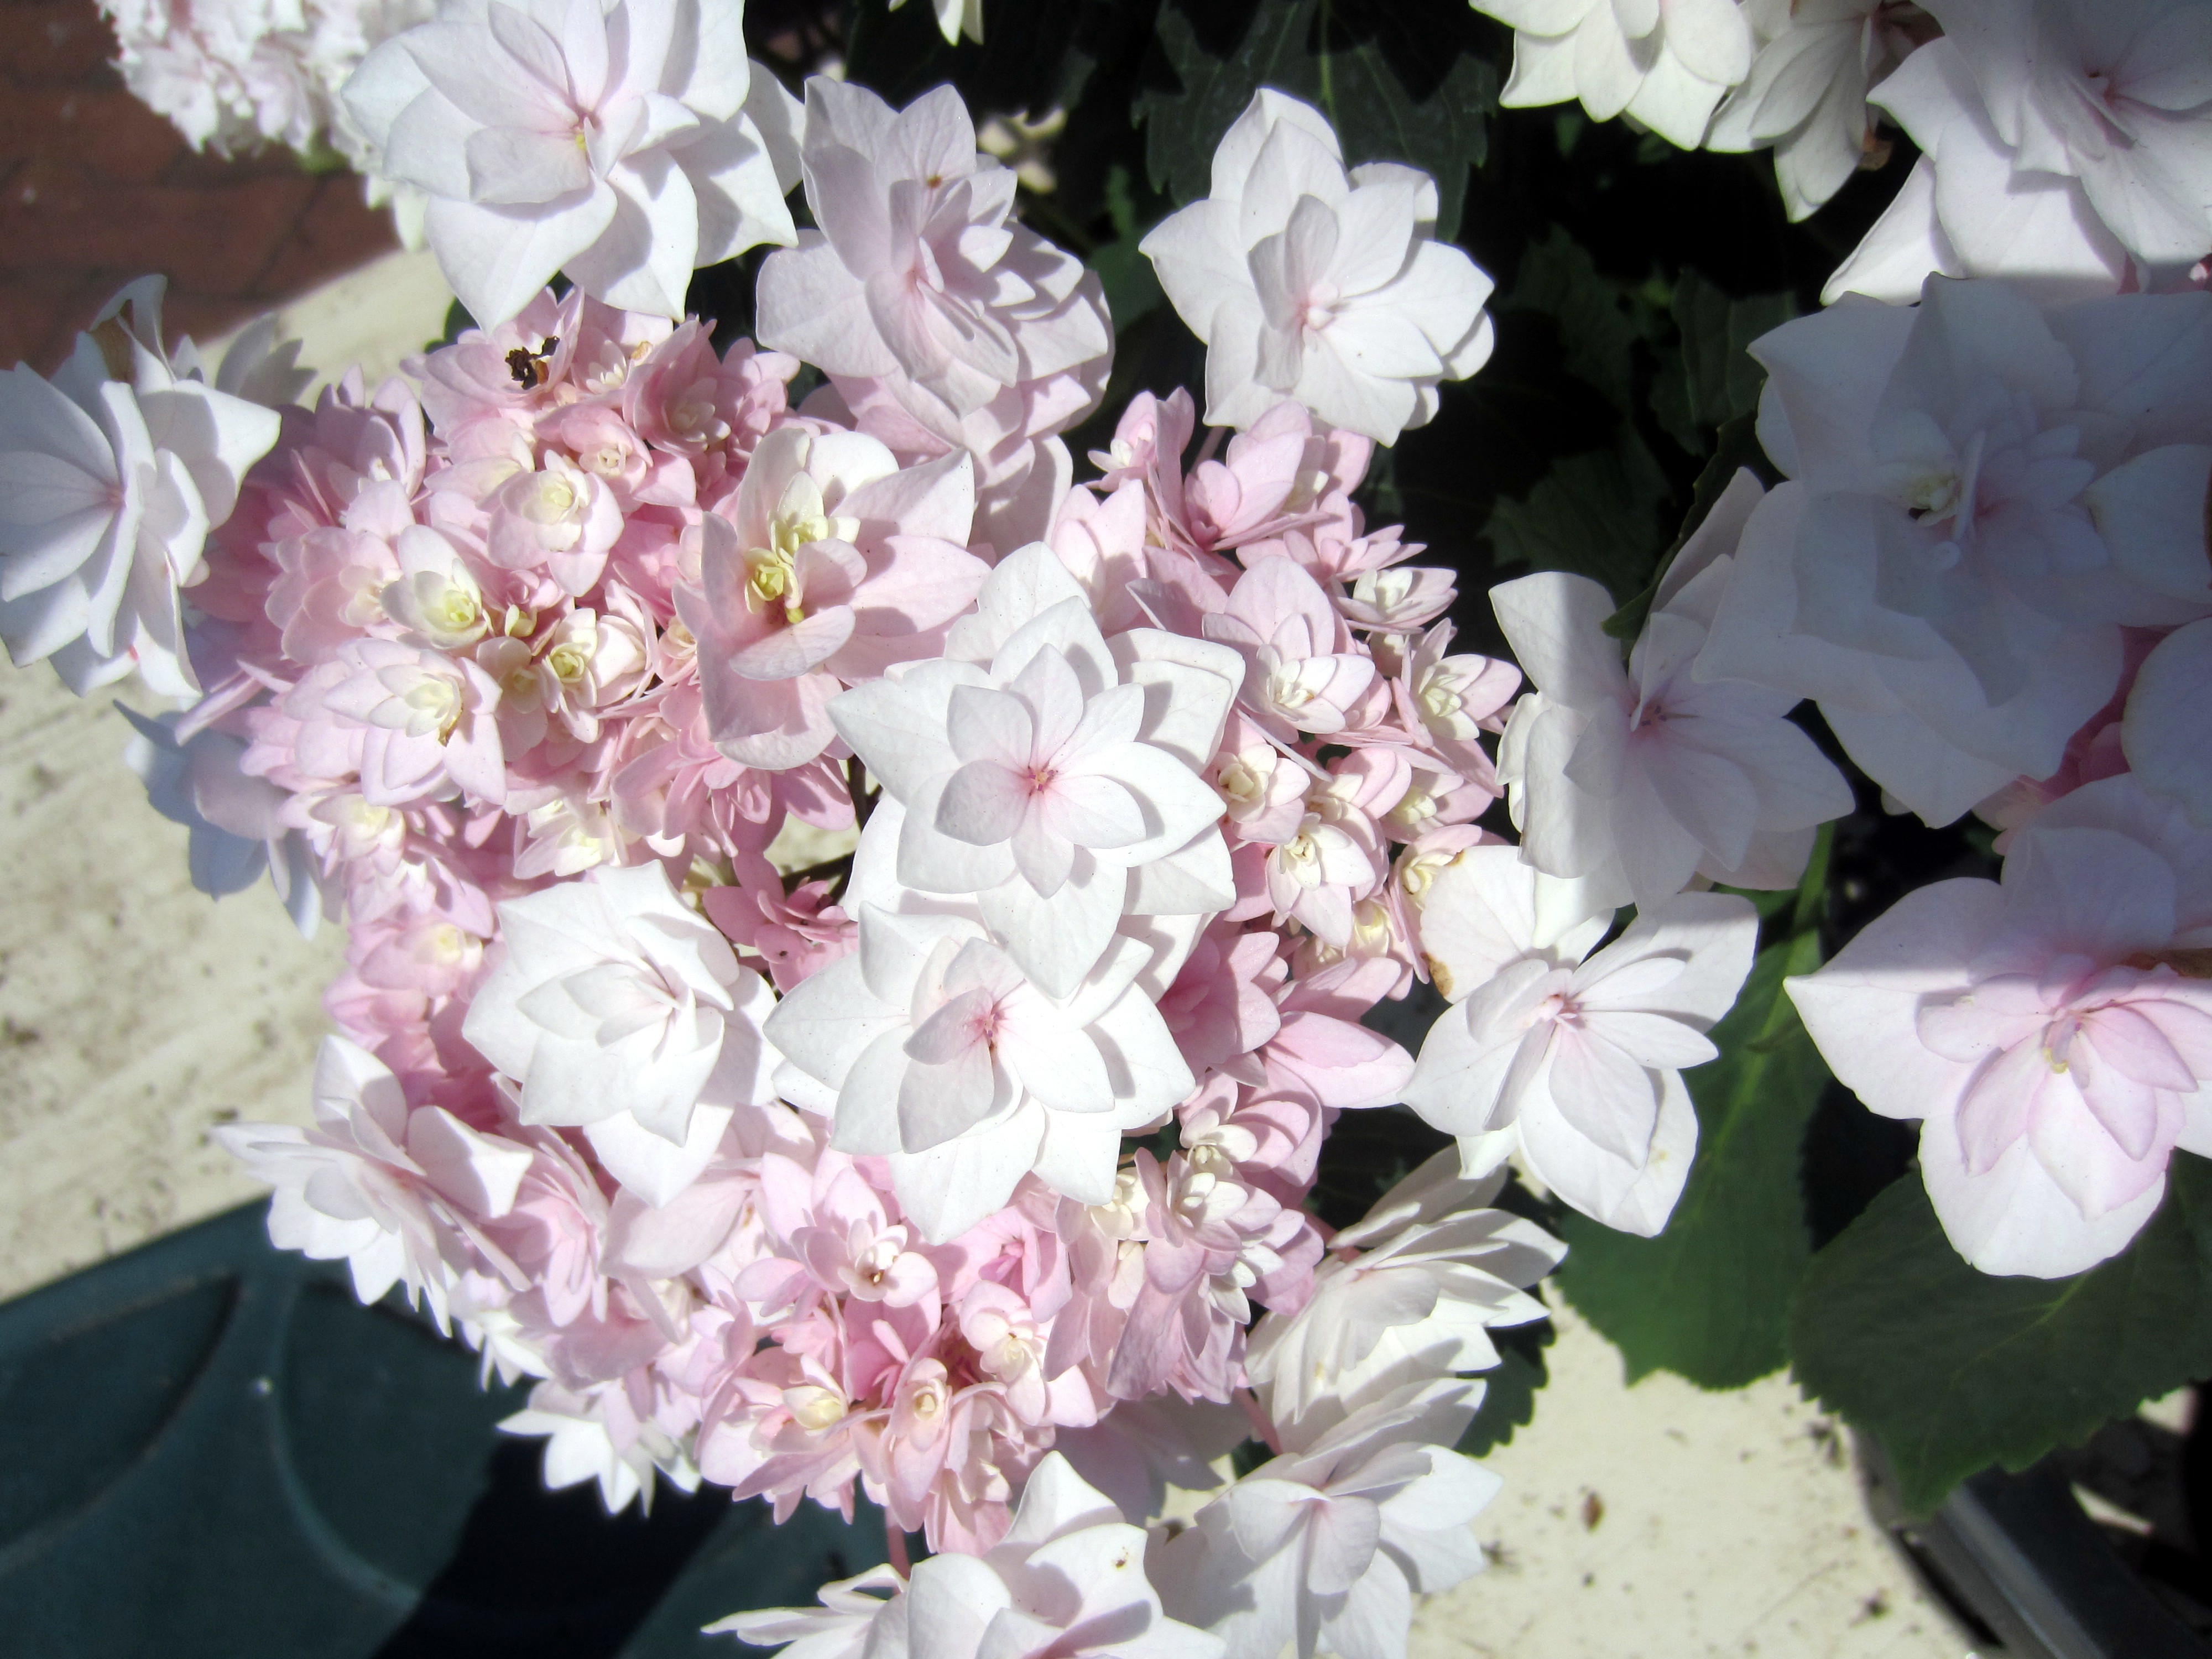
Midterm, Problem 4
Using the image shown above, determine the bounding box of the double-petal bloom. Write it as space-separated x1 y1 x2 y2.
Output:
1141 91 1495 445
1151 1380 1498 1659
1403 845 1757 1235
1475 0 1756 149
765 902 1196 1243
755 77 1112 547
0 313 279 696
216 1036 533 1326
1790 774 2212 1277
676 426 988 770
1701 276 2212 825
758 79 1110 429
1245 1150 1563 1430
1708 0 1928 220
462 862 779 1204
1493 479 1855 916
345 0 803 325
1828 0 2212 302
831 544 1243 996
716 1456 1222 1659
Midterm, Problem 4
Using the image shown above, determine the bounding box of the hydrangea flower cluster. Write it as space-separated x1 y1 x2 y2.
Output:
100 0 436 234
40 0 2212 1645
1459 254 2212 1274
1475 0 2212 294
1453 0 2212 1282
3 47 1588 1646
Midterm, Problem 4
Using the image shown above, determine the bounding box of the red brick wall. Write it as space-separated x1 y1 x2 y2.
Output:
1 0 398 374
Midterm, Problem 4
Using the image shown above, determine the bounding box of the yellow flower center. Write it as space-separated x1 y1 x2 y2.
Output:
546 640 591 684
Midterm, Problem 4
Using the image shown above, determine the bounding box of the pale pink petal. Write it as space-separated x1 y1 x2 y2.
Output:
936 759 1032 846
1545 1029 1662 1164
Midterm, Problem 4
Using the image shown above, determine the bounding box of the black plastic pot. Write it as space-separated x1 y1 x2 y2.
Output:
1863 1436 2212 1658
0 1203 885 1658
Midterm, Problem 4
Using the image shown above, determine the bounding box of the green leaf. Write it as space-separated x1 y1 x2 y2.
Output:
1481 427 1671 603
1600 409 1777 640
1087 165 1166 330
1137 0 1498 241
1473 225 1687 602
1788 1159 2212 1516
1507 227 1665 415
1553 930 1831 1389
434 298 476 351
1651 269 1796 455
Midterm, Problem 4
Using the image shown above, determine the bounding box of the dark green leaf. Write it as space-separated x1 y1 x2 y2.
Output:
1651 269 1795 455
1481 427 1671 603
435 298 476 351
1788 1158 2212 1516
1087 165 1166 330
1600 409 1777 640
1137 0 1498 241
1554 930 1830 1389
1506 226 1665 415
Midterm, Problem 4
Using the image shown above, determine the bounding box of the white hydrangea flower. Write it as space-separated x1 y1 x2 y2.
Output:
1245 1149 1563 1431
103 0 436 193
1827 0 2212 303
1790 775 2212 1278
461 861 779 1206
500 1379 702 1513
756 78 1110 433
121 706 326 936
0 295 280 697
216 1036 534 1327
343 0 804 326
1474 0 1757 150
1490 473 1855 916
1698 277 2212 826
2127 619 2212 826
706 1567 907 1659
1140 90 1496 444
1402 844 1757 1235
1151 1380 1498 1659
830 543 1243 997
716 1455 1222 1659
1707 0 1927 220
765 898 1197 1242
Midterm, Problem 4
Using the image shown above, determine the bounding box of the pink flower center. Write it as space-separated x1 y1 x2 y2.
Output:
1535 990 1582 1029
960 998 1006 1052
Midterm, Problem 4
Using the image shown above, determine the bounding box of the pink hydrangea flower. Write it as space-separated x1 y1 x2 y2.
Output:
1206 557 1379 740
298 637 509 805
676 428 986 769
1792 774 2212 1276
757 77 1111 545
